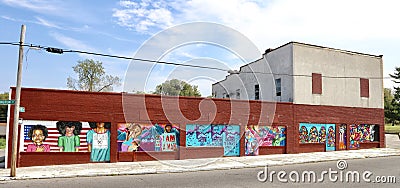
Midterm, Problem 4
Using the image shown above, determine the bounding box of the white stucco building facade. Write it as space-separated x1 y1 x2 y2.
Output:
212 42 383 109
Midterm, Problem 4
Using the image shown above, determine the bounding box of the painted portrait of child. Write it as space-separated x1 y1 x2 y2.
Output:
26 125 50 152
56 121 82 152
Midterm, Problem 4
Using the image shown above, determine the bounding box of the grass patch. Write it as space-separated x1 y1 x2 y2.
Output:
0 138 5 149
385 124 400 134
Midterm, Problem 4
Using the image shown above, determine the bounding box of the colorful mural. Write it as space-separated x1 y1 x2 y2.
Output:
339 124 347 150
26 125 50 152
298 123 336 151
117 123 180 152
87 122 111 162
56 121 82 152
186 125 240 156
22 120 91 152
245 125 286 156
326 125 336 151
349 124 377 149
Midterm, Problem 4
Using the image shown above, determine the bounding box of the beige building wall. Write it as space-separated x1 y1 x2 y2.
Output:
292 43 383 109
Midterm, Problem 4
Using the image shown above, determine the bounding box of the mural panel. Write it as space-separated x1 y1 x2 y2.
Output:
349 124 377 149
117 123 180 152
298 123 336 151
245 125 286 156
22 120 111 162
186 125 240 156
339 124 347 150
326 125 336 151
87 122 111 162
22 120 91 152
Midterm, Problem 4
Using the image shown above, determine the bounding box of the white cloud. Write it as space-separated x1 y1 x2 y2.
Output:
1 0 60 12
113 0 400 89
49 32 97 59
112 0 174 33
35 17 62 29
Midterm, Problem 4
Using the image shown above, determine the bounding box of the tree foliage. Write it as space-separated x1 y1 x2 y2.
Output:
384 88 396 125
153 79 201 97
67 59 121 92
0 92 9 122
389 67 400 125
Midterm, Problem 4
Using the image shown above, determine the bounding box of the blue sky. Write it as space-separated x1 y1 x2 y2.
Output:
1 0 399 96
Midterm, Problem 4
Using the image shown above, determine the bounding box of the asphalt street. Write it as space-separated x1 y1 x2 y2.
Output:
1 156 399 188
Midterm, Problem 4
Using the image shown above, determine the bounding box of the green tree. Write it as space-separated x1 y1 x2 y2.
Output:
153 79 201 97
384 88 396 125
0 92 9 122
67 59 121 92
389 67 400 125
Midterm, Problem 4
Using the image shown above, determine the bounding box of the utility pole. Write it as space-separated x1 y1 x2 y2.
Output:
10 25 26 177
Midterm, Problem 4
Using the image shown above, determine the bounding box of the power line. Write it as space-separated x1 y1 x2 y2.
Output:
0 41 394 80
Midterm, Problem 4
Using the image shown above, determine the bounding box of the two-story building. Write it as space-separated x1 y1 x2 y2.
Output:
212 41 383 109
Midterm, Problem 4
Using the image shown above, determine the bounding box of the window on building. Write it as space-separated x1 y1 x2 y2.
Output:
236 89 240 99
223 93 226 99
312 73 322 94
255 84 259 100
275 78 281 96
360 78 369 98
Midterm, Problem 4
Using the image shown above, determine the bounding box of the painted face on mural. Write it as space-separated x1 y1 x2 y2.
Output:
32 129 45 146
65 126 75 136
165 125 172 133
97 122 105 128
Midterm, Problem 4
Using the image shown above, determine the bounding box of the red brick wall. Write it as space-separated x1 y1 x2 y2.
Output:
292 104 384 153
7 88 384 167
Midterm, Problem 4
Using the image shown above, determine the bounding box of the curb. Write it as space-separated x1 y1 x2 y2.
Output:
1 149 400 182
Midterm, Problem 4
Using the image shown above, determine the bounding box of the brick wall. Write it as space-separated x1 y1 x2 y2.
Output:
7 88 384 167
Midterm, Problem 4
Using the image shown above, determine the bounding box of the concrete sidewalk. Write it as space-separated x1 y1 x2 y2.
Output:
0 148 399 182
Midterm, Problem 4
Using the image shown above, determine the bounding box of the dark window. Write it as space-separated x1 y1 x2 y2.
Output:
373 125 379 141
236 89 240 99
275 78 281 96
360 78 369 98
255 84 259 100
312 73 322 94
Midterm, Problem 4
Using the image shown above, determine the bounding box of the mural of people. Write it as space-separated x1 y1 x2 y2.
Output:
308 126 319 143
154 124 180 151
299 125 308 143
339 125 347 150
117 123 128 151
56 121 82 152
26 125 50 152
327 126 335 147
121 123 142 152
245 125 286 156
350 124 360 149
318 126 326 143
86 122 111 162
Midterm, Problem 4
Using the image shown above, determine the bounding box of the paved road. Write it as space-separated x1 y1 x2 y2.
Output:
2 156 399 188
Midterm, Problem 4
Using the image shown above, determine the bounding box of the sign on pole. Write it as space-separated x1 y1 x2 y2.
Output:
0 100 15 105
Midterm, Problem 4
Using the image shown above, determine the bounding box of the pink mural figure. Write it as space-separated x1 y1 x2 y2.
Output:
26 125 50 152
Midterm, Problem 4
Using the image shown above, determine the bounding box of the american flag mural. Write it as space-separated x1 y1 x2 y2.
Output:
21 120 91 152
